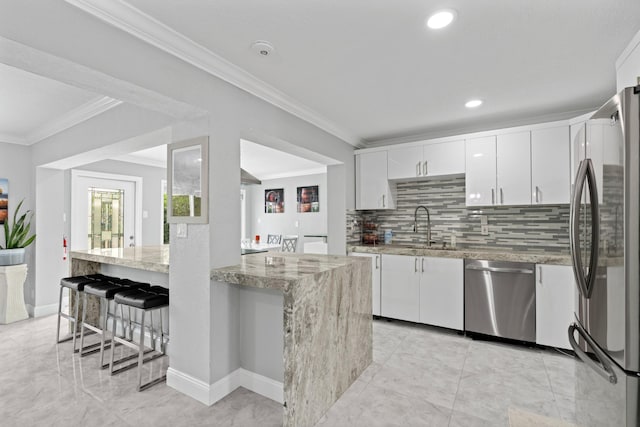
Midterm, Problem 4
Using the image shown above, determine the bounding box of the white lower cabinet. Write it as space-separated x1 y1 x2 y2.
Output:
350 252 381 316
419 257 464 330
381 254 420 322
535 264 577 350
381 254 463 329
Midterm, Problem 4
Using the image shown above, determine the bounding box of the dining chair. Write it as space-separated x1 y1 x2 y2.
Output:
281 236 298 253
267 234 282 245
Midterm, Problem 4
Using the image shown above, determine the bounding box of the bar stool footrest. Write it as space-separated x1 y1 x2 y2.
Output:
139 374 167 392
110 352 165 376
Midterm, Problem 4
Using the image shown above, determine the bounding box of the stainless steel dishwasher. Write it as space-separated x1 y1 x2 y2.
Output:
464 259 536 342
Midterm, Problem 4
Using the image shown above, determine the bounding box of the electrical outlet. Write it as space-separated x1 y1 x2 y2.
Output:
481 225 489 235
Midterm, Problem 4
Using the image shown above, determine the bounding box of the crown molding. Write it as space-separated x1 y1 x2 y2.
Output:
65 0 362 147
26 96 122 144
0 133 27 145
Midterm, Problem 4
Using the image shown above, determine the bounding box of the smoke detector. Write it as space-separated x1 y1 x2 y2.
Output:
250 40 275 57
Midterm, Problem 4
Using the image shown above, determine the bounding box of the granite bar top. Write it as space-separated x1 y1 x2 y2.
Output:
349 244 573 265
211 251 372 427
70 245 169 273
210 252 367 292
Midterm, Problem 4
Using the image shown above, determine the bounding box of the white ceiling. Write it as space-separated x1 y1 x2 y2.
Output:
96 0 640 145
2 1 640 150
114 140 327 180
0 63 121 145
240 140 326 180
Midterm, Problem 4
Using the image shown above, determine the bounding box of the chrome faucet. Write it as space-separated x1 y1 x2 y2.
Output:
414 205 432 247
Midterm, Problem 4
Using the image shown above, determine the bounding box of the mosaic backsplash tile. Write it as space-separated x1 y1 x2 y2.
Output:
347 176 571 253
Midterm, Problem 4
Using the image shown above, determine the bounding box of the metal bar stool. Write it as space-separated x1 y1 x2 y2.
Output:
56 274 112 352
78 279 150 368
109 286 169 391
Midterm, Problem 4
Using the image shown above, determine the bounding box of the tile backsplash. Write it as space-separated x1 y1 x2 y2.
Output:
347 176 571 253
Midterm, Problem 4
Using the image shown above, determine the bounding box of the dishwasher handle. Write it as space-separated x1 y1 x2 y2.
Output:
465 265 534 274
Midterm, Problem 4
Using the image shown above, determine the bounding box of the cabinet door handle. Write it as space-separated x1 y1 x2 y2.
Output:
421 258 425 273
382 194 386 208
414 257 418 273
423 160 428 176
538 266 542 284
491 188 495 205
375 256 379 269
416 161 420 176
500 188 504 205
535 186 540 203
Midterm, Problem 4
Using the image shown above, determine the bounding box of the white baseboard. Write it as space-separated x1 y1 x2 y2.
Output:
27 303 58 318
167 367 213 405
236 368 284 404
167 367 284 406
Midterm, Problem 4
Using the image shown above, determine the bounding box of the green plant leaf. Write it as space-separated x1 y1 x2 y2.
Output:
2 199 35 249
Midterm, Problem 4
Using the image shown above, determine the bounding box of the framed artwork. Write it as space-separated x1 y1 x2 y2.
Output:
297 185 319 212
167 136 209 224
0 178 7 224
265 189 284 213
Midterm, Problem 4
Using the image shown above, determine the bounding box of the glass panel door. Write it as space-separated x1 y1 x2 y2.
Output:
87 187 125 249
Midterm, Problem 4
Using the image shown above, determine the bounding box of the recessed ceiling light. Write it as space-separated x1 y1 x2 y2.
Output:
426 9 457 30
250 40 274 57
465 99 483 108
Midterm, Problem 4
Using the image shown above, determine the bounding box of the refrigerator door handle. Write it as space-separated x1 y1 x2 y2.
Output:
569 159 600 298
568 322 617 384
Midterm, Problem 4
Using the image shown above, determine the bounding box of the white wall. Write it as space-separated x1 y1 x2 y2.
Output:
0 142 34 305
617 28 640 90
238 287 284 382
34 167 67 316
247 173 327 250
77 159 166 246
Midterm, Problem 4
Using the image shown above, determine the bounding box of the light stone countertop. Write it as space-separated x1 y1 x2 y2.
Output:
210 252 369 292
349 244 573 265
70 245 170 273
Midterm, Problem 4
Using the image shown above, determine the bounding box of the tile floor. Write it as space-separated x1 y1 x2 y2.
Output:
0 314 580 426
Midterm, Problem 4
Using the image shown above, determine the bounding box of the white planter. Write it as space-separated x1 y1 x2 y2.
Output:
0 264 29 324
0 248 26 266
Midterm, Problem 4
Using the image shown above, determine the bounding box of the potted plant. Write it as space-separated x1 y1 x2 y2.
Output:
0 200 36 266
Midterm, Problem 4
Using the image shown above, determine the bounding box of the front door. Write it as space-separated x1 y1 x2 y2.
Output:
71 171 139 251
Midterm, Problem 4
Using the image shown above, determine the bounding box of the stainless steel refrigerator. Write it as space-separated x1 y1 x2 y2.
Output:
568 86 640 426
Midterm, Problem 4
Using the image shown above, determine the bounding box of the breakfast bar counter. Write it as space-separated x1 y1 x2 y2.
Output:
70 245 169 274
69 245 170 327
211 253 372 427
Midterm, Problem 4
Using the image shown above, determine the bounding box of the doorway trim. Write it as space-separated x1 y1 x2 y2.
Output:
71 170 143 250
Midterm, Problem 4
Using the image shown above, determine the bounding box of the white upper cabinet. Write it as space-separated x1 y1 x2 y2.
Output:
387 140 465 180
531 125 570 205
496 131 532 205
387 145 423 180
570 121 586 187
571 119 622 205
465 136 497 206
423 140 465 177
355 151 396 210
467 125 569 207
